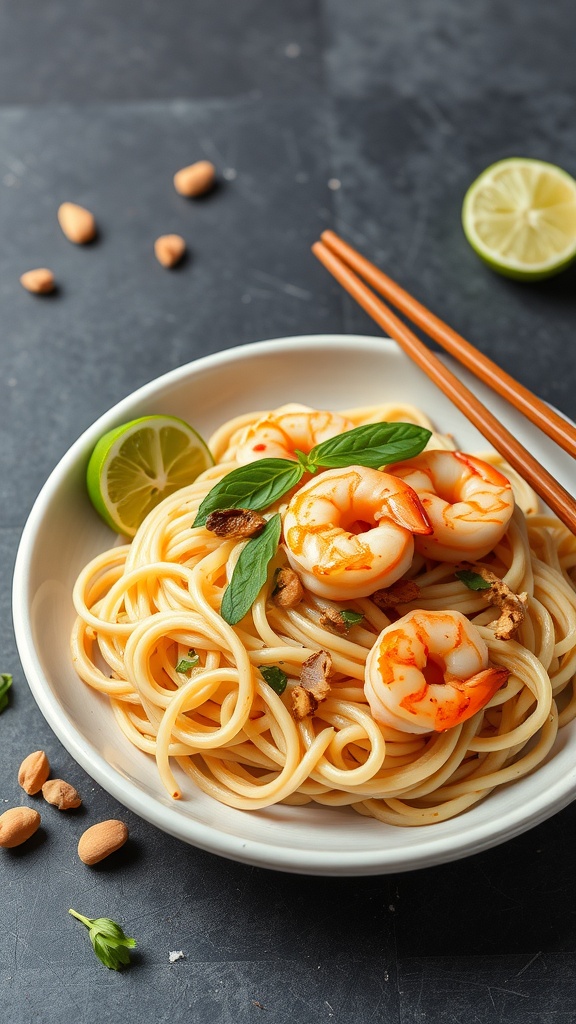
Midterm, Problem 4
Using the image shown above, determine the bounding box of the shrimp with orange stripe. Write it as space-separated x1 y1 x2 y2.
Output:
390 449 515 561
364 609 509 734
282 464 432 600
234 404 355 465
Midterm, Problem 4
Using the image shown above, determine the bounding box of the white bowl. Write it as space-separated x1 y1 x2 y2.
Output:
13 335 576 875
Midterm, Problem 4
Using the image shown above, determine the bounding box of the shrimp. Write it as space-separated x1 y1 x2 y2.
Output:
390 450 515 562
234 404 355 465
282 465 431 600
364 609 509 734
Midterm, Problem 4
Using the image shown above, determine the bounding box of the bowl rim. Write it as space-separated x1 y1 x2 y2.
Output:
12 333 576 875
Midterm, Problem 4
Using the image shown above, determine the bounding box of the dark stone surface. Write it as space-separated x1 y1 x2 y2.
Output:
1 1 576 1022
0 0 323 103
0 93 341 524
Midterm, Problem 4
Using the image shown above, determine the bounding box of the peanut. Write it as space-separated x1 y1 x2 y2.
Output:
57 202 97 244
18 750 50 795
20 268 56 294
154 234 186 268
77 819 128 865
42 779 82 810
173 160 215 197
0 807 41 848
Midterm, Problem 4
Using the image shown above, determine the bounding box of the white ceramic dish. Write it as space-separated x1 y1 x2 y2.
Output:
13 335 576 875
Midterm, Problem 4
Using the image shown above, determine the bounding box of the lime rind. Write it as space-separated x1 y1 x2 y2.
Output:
462 157 576 280
86 415 213 536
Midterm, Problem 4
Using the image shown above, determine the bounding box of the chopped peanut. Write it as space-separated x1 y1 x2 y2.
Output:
154 234 186 268
460 563 528 640
42 779 82 810
272 567 304 608
205 508 266 539
372 579 421 609
291 650 332 719
319 607 348 635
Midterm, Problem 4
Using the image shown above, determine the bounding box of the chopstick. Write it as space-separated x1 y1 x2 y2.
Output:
320 230 576 458
312 237 576 535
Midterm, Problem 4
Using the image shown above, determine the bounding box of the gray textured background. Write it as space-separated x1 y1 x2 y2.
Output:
1 2 576 1021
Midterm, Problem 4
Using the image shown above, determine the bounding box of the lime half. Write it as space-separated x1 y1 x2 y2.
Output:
462 157 576 280
86 414 213 536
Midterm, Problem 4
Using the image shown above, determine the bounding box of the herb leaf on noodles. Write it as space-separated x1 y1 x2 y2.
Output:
193 460 304 527
221 514 282 625
259 665 288 695
455 569 492 591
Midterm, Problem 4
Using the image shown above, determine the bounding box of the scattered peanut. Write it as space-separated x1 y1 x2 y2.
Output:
18 750 50 795
77 819 129 865
57 201 97 244
154 233 186 268
173 160 216 197
42 779 82 810
0 806 41 848
20 268 56 294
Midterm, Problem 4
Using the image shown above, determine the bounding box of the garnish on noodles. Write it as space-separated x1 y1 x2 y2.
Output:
71 403 576 826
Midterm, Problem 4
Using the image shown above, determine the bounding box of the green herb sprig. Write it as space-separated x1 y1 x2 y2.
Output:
339 609 364 630
259 665 288 695
0 673 12 714
69 909 136 971
455 569 492 591
193 422 431 528
175 650 200 673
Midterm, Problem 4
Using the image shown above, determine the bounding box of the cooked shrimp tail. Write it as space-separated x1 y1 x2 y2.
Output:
381 487 433 535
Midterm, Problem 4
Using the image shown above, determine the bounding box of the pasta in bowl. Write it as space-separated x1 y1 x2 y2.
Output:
12 335 576 874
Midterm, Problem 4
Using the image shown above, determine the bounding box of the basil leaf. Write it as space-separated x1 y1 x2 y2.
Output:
308 422 431 469
221 514 282 625
193 459 304 527
455 569 492 591
339 609 364 629
259 665 288 695
0 673 12 714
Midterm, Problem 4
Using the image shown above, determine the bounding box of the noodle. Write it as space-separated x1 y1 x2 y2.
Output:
70 403 576 825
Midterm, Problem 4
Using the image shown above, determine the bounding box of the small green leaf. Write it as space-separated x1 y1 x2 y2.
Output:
69 909 136 971
308 422 432 469
0 673 12 714
259 665 288 695
455 569 492 591
193 459 304 527
339 609 364 629
175 649 200 673
88 918 131 942
294 449 318 474
92 932 132 970
221 514 282 625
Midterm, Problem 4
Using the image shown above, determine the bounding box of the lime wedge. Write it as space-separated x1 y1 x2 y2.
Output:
86 415 213 536
462 158 576 280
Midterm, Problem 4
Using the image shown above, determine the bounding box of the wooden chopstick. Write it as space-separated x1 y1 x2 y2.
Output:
320 230 576 459
312 238 576 535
